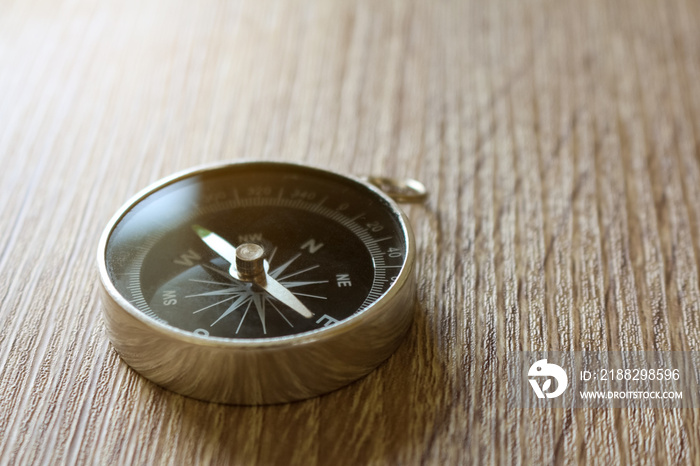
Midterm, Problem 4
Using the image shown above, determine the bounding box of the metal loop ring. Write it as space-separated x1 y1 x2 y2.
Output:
363 176 428 203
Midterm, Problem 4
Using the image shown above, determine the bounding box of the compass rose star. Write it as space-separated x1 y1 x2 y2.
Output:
187 255 328 334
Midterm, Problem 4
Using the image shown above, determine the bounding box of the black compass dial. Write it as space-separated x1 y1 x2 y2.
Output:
104 163 409 340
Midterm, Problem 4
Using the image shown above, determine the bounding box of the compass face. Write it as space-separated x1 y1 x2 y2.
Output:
103 162 410 340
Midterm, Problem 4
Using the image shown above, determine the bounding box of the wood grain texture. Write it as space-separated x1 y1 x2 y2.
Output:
1 0 700 463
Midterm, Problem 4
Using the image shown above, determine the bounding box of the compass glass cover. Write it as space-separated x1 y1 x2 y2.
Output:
104 163 409 340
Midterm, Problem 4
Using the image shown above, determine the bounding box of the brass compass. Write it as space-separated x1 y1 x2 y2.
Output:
97 161 425 404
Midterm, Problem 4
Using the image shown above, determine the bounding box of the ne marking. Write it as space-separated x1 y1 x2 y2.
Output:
280 280 329 288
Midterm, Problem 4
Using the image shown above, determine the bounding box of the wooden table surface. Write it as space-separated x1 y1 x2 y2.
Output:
2 0 700 464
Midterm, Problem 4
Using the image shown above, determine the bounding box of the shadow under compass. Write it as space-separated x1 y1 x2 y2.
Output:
125 298 451 465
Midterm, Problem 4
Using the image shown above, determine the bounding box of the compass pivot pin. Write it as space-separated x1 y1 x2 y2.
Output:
235 243 266 280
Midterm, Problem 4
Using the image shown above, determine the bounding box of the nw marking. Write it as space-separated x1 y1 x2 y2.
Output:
238 233 263 243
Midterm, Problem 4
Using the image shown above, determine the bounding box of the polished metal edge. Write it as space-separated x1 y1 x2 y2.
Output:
96 160 417 404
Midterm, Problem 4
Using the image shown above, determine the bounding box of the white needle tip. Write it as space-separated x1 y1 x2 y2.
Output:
192 224 211 238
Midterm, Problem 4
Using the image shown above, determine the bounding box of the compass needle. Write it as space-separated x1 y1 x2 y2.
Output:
194 224 315 319
278 280 329 288
258 274 314 318
192 224 239 268
98 161 420 404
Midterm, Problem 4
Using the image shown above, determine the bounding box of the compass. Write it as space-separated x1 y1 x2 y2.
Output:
97 161 424 404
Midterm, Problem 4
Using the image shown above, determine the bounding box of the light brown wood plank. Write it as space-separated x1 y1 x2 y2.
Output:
2 0 700 464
